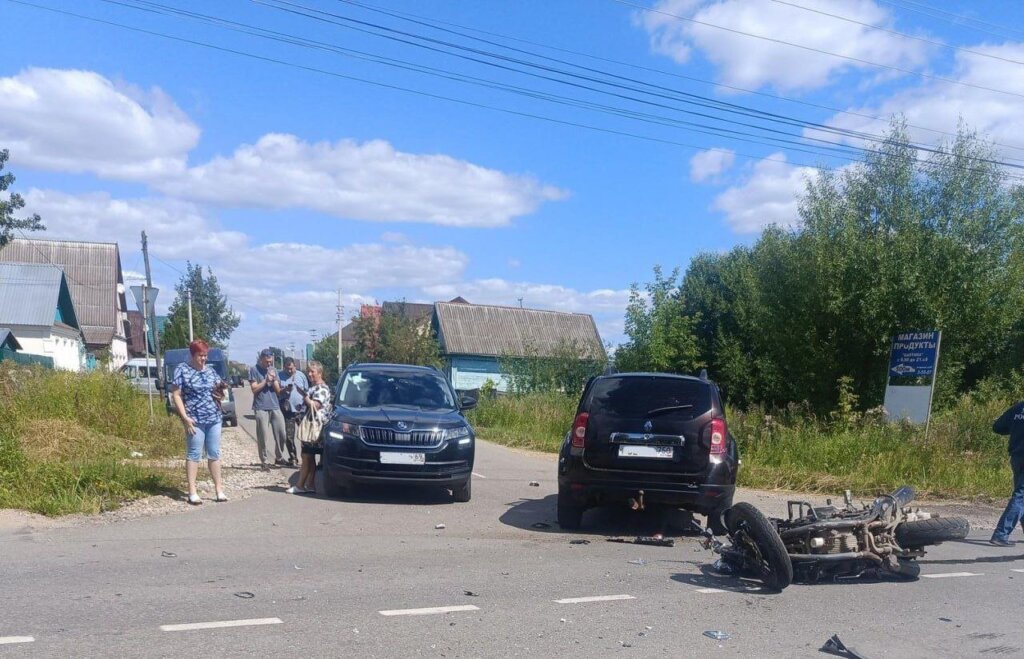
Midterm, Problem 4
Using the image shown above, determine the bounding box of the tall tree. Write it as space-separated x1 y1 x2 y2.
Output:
614 266 701 375
161 305 208 350
350 303 442 367
0 149 44 247
165 263 240 347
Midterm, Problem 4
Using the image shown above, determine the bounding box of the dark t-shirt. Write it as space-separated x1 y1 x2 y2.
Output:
993 402 1024 457
249 364 282 411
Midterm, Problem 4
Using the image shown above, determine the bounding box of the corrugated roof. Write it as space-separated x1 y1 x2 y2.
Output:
435 302 606 360
0 263 67 328
0 238 126 347
0 328 23 351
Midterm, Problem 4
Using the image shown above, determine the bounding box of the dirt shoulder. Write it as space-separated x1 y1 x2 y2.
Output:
0 426 295 532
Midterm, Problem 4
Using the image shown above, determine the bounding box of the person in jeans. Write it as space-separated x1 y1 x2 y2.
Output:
991 401 1024 546
170 339 227 504
249 349 288 470
279 357 309 467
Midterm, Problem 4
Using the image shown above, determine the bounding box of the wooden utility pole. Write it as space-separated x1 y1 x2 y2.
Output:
141 231 164 390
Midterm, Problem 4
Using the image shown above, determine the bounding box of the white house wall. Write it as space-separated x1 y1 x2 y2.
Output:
9 324 86 371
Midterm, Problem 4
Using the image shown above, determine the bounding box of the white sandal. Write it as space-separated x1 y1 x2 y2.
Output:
215 492 228 502
187 493 203 505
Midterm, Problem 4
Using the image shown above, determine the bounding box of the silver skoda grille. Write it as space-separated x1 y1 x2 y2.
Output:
360 426 445 448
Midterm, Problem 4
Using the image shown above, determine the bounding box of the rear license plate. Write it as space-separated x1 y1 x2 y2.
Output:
380 452 426 465
618 445 673 459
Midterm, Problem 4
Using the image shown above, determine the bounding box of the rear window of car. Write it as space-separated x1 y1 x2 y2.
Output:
587 376 712 417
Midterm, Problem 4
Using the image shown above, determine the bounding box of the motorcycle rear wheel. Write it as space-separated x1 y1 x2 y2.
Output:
725 502 793 591
895 516 970 549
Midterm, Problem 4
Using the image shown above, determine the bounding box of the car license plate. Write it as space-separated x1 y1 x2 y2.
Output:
380 452 426 465
618 445 673 459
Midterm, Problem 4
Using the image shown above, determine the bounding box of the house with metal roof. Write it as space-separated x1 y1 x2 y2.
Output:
0 238 129 369
0 263 85 370
432 301 606 392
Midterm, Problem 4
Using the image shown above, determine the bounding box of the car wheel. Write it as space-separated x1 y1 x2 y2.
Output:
452 478 472 503
557 488 584 530
322 471 349 498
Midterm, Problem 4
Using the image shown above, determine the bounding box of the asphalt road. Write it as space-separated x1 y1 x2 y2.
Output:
2 387 1023 658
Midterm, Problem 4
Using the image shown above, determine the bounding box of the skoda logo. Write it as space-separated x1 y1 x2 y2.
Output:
643 420 653 432
396 421 409 431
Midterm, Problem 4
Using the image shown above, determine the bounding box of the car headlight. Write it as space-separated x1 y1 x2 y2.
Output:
328 422 360 441
446 426 472 444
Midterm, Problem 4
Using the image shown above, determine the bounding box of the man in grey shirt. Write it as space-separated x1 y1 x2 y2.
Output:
249 349 288 470
279 357 309 466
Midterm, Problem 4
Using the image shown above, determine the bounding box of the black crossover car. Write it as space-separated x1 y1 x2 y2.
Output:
557 372 738 533
321 363 477 502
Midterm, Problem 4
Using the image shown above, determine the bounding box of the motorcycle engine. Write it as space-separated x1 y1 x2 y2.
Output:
811 532 859 553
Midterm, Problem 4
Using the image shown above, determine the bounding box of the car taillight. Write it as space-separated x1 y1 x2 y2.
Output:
709 418 727 455
571 412 589 448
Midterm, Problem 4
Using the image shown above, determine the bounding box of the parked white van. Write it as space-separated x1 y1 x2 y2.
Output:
120 357 161 394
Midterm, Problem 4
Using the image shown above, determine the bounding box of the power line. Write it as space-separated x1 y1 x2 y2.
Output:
334 0 1024 152
877 0 1024 41
11 0 1024 184
614 0 1024 100
768 0 1024 67
109 0 1024 175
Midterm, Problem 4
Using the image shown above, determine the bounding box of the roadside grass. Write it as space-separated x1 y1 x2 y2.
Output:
0 363 182 516
468 390 1014 501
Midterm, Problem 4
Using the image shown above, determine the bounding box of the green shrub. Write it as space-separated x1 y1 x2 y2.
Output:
0 363 182 515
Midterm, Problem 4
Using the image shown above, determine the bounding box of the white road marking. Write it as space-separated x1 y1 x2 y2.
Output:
922 572 982 579
695 587 728 593
472 472 487 479
160 618 283 632
378 605 480 617
553 594 635 604
0 637 34 645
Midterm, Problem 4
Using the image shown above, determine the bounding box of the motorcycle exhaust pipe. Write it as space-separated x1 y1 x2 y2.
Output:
787 551 883 564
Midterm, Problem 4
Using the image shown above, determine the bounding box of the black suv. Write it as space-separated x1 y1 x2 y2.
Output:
557 372 738 533
321 363 478 502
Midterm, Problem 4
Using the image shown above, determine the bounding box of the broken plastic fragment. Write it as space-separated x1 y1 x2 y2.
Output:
569 539 590 545
234 591 255 599
435 523 446 530
703 631 731 641
161 551 176 558
529 481 540 487
628 559 647 566
711 558 739 575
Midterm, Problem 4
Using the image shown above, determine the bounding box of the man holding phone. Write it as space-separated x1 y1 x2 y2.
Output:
249 349 288 470
279 357 309 467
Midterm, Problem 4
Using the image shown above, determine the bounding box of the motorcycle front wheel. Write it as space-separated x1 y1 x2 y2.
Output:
895 516 970 549
725 502 794 591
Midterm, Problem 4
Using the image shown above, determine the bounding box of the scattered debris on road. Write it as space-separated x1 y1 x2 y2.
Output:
821 634 868 659
529 481 540 487
627 558 647 566
160 551 176 558
607 536 675 547
435 523 446 530
463 590 478 597
569 539 590 545
233 591 255 599
703 631 731 641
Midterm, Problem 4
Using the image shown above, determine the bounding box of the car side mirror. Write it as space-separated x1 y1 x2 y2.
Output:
459 394 477 411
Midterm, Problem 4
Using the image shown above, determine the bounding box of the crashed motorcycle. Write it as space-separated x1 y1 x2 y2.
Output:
695 486 970 590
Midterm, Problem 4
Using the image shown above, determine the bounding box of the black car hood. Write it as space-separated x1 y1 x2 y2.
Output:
333 405 465 429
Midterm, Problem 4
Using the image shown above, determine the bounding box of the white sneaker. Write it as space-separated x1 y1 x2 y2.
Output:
286 486 300 494
187 493 202 505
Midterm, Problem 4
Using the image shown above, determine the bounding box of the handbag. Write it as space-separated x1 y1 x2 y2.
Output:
296 406 325 446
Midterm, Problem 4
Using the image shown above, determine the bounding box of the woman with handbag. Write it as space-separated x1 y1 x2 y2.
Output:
286 360 332 494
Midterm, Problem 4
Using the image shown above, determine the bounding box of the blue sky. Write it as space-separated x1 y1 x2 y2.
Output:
3 0 1023 360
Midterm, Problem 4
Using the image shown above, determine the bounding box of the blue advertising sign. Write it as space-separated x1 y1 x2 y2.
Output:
888 331 940 379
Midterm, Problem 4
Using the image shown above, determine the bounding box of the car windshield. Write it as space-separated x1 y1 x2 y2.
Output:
338 370 456 409
589 376 712 417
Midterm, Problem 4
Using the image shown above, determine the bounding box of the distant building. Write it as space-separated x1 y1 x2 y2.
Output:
0 239 129 369
432 301 605 392
0 263 85 370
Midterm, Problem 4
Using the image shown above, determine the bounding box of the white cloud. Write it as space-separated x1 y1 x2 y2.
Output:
423 279 631 316
156 133 567 227
711 153 814 233
380 232 408 243
0 68 198 179
689 148 736 182
636 0 930 92
23 189 248 260
812 43 1024 154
